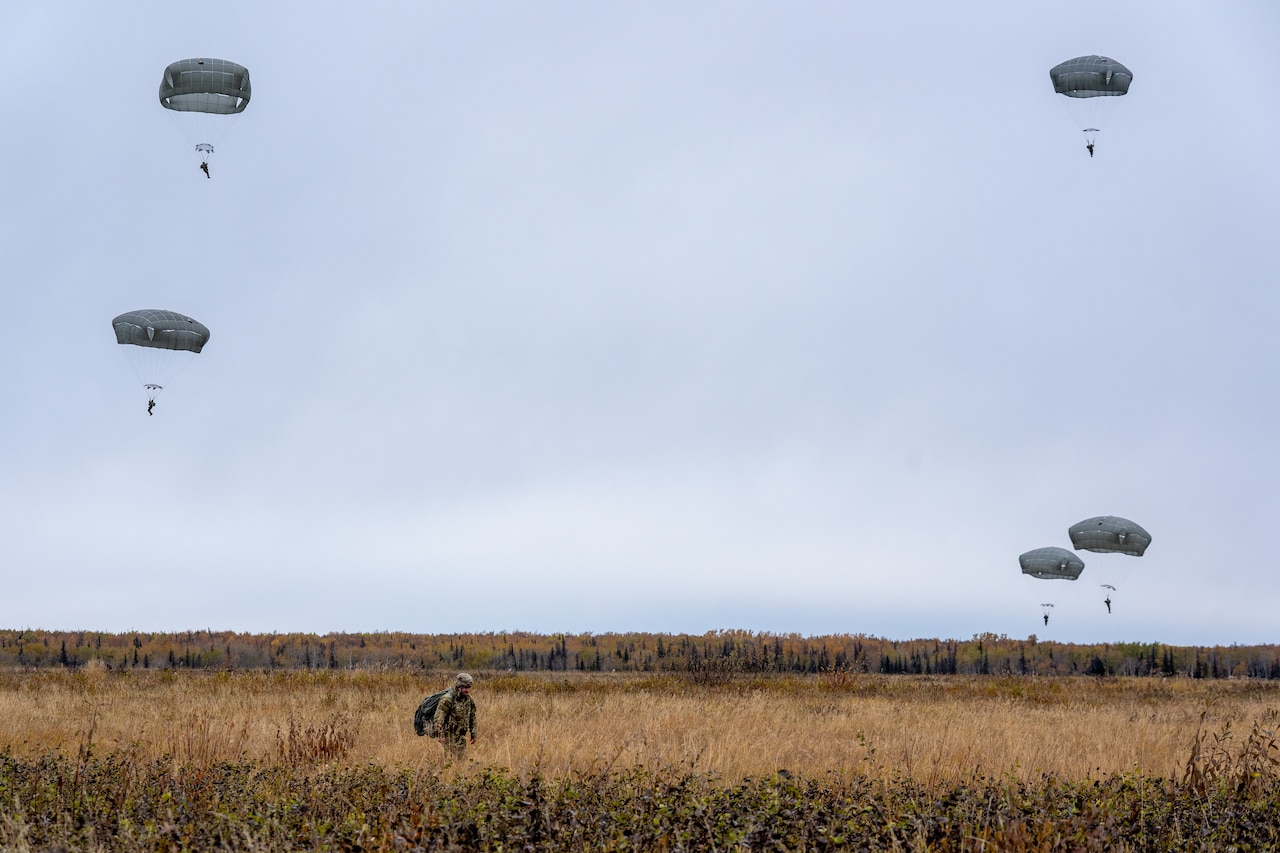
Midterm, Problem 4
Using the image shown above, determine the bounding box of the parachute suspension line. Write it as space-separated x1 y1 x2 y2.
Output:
1098 558 1139 598
120 344 178 400
118 345 159 399
164 107 243 166
198 111 243 161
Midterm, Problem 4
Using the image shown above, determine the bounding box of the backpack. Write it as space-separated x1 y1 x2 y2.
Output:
413 688 449 737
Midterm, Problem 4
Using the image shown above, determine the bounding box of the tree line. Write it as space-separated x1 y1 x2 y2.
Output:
0 628 1277 679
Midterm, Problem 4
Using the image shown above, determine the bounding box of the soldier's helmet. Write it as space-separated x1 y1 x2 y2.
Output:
455 672 474 688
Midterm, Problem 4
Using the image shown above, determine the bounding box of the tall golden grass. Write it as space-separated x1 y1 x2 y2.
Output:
2 666 1276 784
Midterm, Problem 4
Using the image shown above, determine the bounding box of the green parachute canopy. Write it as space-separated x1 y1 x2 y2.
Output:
1069 516 1151 557
112 310 210 401
1049 55 1133 98
158 58 251 164
158 58 251 115
1019 547 1085 581
113 310 210 352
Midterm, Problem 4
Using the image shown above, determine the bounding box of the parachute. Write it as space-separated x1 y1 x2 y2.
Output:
1068 516 1151 556
1070 516 1150 600
1019 546 1084 580
1049 55 1132 150
158 58 251 167
112 310 210 404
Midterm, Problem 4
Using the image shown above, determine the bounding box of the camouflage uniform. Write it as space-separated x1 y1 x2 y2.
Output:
434 673 476 759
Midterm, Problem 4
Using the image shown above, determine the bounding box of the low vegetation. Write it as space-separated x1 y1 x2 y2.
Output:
0 668 1277 849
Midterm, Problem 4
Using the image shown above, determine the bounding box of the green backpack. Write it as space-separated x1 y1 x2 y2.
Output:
413 688 449 737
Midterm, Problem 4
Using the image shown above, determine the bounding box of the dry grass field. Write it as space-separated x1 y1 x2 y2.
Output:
3 667 1280 849
3 665 1276 784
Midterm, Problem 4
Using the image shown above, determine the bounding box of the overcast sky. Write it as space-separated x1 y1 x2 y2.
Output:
2 3 1277 646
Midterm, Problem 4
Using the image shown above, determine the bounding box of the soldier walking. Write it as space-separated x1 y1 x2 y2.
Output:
434 672 477 760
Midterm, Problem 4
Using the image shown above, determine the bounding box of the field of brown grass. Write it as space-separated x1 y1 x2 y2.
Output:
3 666 1277 785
